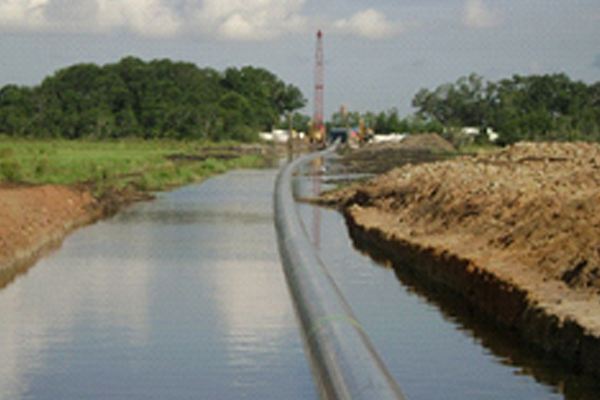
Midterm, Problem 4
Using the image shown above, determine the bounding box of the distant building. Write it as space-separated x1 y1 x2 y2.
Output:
259 129 290 143
372 133 408 143
460 127 500 142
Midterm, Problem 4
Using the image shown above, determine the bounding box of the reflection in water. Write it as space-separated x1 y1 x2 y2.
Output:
310 157 323 250
0 169 316 400
5 160 598 400
294 159 600 400
349 236 600 400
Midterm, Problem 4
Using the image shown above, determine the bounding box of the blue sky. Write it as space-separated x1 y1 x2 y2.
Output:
0 0 599 117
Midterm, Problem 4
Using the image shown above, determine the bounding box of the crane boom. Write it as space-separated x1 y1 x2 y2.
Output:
311 30 325 143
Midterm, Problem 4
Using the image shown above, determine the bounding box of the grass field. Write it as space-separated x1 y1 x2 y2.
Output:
0 138 270 192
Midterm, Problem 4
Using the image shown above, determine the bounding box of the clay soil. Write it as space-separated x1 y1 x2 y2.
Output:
317 137 600 378
0 182 151 289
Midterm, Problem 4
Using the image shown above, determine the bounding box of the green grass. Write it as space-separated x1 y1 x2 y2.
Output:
0 138 268 193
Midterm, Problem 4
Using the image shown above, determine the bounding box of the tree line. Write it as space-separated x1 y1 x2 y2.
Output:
2 60 597 145
0 57 305 141
323 73 599 145
411 73 600 144
324 107 443 136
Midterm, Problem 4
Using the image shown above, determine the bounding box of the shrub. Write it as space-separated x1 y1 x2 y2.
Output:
0 159 22 181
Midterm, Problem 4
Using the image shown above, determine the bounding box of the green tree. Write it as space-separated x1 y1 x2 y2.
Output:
412 72 600 144
0 85 34 136
0 58 306 142
220 66 306 131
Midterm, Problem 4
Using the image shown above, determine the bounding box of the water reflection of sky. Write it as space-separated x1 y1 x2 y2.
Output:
0 169 316 400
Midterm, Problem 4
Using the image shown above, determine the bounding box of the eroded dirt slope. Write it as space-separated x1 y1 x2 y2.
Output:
0 184 98 276
317 140 600 376
326 142 600 293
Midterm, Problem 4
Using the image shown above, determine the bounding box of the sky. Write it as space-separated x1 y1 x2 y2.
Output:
0 0 599 117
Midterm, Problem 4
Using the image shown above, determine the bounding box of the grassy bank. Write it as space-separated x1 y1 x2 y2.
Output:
0 138 270 194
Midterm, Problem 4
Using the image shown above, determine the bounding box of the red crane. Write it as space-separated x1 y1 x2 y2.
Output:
311 30 325 143
311 31 324 248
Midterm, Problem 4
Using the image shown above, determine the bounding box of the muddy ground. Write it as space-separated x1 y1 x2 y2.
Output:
315 135 600 378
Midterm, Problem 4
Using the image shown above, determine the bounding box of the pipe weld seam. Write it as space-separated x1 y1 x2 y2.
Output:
308 314 364 340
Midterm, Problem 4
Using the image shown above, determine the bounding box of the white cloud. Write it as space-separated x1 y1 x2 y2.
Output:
0 1 405 40
44 0 99 26
97 0 181 37
461 0 502 29
0 0 312 39
0 0 181 36
0 0 48 30
194 0 308 40
333 8 402 40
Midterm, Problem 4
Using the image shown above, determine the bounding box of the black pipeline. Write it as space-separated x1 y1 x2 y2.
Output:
274 146 408 400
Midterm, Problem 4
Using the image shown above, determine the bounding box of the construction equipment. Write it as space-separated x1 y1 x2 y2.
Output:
308 30 326 145
358 118 374 144
307 121 325 144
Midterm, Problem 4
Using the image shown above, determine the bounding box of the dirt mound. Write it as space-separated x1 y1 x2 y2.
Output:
317 141 600 377
329 141 600 292
336 133 456 174
395 132 456 152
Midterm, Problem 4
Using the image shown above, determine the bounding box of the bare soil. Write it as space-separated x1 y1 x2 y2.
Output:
0 182 153 289
316 137 600 377
0 183 95 288
335 133 457 175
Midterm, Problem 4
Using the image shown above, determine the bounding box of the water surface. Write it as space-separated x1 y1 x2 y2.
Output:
0 169 317 400
2 163 599 400
294 158 600 400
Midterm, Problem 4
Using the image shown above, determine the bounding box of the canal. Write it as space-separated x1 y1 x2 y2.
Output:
0 169 316 400
0 163 599 399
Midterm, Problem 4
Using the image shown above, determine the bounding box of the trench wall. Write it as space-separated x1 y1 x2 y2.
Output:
0 203 106 290
345 215 600 379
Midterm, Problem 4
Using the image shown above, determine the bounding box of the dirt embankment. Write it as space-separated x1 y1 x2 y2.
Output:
0 183 148 289
337 133 457 174
319 139 600 378
0 143 280 289
0 184 96 288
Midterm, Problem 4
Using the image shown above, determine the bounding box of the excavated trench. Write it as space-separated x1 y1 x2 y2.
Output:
315 139 600 382
343 212 600 379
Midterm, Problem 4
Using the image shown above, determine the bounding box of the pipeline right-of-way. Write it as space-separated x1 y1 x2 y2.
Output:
274 145 409 400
